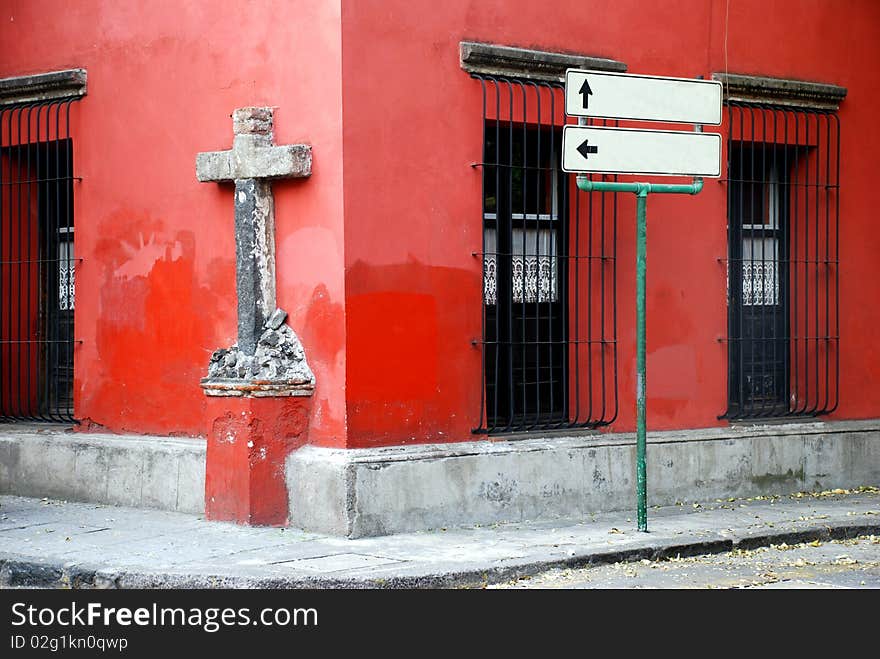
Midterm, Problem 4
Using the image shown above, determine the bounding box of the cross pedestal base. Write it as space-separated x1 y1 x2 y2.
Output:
204 393 311 526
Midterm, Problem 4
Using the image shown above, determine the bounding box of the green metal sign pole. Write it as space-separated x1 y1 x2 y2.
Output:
635 188 648 532
576 177 703 532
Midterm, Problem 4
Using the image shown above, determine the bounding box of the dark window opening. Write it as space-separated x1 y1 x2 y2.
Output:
722 103 839 420
473 77 618 434
483 122 567 428
1 101 78 423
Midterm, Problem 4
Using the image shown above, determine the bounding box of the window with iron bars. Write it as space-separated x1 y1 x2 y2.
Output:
0 99 79 423
472 76 618 434
722 102 839 420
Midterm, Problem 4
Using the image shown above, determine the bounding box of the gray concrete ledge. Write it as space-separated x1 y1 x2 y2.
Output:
712 72 847 110
0 426 205 514
287 419 880 538
460 41 626 82
0 69 87 106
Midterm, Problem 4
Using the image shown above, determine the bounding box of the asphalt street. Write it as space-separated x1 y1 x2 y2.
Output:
493 533 880 588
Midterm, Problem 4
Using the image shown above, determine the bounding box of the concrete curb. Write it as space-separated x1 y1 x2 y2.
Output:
287 420 880 537
3 519 877 590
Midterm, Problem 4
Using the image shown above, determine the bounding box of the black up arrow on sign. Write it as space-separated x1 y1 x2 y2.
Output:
577 139 598 160
579 78 593 109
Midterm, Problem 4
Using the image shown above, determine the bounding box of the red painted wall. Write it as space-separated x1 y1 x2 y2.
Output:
3 0 879 449
0 144 39 416
0 0 348 445
340 0 880 446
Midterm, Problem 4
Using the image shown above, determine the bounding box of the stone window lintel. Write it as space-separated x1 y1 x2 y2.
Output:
712 72 846 111
461 41 626 82
0 69 87 107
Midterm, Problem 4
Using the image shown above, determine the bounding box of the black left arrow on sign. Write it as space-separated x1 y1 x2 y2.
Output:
577 139 598 160
579 79 593 109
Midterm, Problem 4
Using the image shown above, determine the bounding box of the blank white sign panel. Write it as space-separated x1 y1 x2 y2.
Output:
565 69 723 125
562 125 722 177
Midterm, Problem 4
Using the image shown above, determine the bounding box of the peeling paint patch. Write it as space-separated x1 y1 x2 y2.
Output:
479 475 518 505
541 483 564 498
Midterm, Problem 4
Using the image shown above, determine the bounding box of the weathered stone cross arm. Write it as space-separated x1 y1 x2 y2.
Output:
196 107 311 182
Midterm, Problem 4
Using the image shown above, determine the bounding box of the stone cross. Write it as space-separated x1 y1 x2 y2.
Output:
196 107 311 355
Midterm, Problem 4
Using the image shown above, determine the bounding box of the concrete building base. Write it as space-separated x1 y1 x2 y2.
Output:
1 419 878 537
0 425 205 514
286 419 880 538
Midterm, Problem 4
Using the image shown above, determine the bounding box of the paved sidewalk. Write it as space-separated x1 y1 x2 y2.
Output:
0 488 878 589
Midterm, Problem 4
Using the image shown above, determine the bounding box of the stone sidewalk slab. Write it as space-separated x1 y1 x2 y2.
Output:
0 489 877 588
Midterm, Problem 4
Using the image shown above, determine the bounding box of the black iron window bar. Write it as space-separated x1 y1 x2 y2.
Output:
721 101 839 420
0 98 80 423
471 75 618 434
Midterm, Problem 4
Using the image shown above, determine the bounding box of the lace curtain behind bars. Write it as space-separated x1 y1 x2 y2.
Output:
58 239 75 311
483 226 558 305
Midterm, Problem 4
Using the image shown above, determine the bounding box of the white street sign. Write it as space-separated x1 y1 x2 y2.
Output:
565 69 722 125
561 125 722 177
